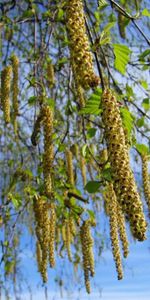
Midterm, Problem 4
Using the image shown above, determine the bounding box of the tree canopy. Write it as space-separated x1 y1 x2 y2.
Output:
0 0 150 297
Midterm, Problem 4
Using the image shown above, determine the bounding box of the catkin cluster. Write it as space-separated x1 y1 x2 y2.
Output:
117 202 129 258
61 216 76 261
80 221 94 294
65 0 99 89
1 65 12 123
141 154 150 214
42 105 54 197
102 90 147 241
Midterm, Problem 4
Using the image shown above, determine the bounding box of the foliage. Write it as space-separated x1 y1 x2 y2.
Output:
0 0 150 297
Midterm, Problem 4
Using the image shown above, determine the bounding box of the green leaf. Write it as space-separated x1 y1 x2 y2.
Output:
87 128 97 139
102 168 112 181
80 90 102 115
136 117 145 128
100 22 116 45
98 0 108 9
120 107 134 134
57 8 64 21
139 49 150 61
142 98 150 111
113 44 132 75
140 80 148 89
136 143 149 155
28 96 37 106
142 8 150 17
85 181 101 193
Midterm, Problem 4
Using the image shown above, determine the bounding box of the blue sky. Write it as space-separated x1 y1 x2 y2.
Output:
3 226 149 300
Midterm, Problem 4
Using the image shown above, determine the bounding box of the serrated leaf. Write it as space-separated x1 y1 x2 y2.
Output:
140 80 148 89
85 181 101 193
113 44 131 75
120 107 134 134
98 0 108 9
80 91 102 115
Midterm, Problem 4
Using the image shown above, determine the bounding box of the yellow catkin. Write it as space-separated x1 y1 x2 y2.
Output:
1 65 12 123
65 219 72 262
46 62 55 88
80 221 95 294
117 203 129 258
33 196 49 283
41 203 50 283
106 183 123 280
31 110 44 146
36 240 42 273
65 149 74 185
11 55 19 116
80 155 87 186
65 0 100 89
49 203 56 268
141 154 150 214
102 90 147 241
69 215 76 237
42 105 54 197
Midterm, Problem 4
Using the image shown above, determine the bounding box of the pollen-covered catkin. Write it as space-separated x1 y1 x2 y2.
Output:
65 0 99 89
65 149 74 185
65 219 72 262
42 105 54 197
41 203 50 283
80 221 95 293
141 154 150 214
36 240 42 273
105 183 123 280
46 62 55 88
1 65 12 123
117 203 129 258
11 55 19 116
49 203 56 268
80 155 86 186
33 196 49 283
102 90 147 241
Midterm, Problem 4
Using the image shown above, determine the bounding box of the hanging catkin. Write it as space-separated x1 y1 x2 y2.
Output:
65 0 99 89
49 203 56 268
11 54 19 116
65 149 74 185
141 154 150 215
105 183 123 279
80 155 87 186
80 221 95 293
101 90 147 241
117 203 129 258
42 105 54 198
46 62 55 88
1 65 12 123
